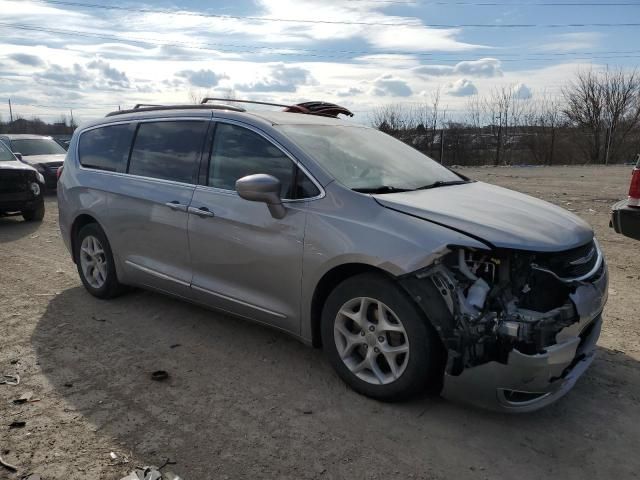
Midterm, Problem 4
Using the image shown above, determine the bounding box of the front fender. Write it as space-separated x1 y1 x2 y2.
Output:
299 184 489 342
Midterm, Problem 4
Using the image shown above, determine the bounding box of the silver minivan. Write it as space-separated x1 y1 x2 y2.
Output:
58 101 608 411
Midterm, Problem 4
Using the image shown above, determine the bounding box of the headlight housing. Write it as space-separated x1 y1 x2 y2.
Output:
36 172 45 184
30 181 41 196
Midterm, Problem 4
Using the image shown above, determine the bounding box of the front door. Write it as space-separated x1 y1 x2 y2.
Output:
187 121 318 334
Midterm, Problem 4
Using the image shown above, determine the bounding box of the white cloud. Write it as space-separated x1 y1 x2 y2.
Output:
414 58 502 78
87 59 130 88
368 74 412 97
512 83 533 99
176 69 229 88
34 63 93 88
7 53 45 67
446 78 478 97
336 87 364 97
255 0 483 51
235 63 315 92
538 32 604 53
454 58 503 78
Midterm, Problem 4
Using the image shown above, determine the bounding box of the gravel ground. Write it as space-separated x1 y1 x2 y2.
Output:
1 165 639 480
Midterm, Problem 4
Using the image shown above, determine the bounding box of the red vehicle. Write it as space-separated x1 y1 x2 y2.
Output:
611 155 640 241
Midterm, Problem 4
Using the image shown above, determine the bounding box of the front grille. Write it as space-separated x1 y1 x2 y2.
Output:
534 240 599 280
0 171 28 194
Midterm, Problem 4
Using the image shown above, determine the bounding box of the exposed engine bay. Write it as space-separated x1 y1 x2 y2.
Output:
400 240 604 376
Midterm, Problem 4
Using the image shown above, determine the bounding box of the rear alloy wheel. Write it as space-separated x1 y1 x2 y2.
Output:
80 235 107 289
321 273 443 401
75 223 126 299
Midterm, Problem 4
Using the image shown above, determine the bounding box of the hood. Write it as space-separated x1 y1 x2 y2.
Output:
21 154 65 165
0 160 38 173
374 181 593 252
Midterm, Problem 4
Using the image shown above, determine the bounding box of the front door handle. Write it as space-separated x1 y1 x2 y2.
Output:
188 206 215 218
165 201 188 212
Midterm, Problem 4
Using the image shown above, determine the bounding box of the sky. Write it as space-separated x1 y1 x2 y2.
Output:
1 0 639 124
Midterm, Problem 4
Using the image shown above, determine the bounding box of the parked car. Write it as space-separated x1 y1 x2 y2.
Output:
0 134 66 190
58 101 608 412
0 140 45 221
611 154 640 241
52 137 71 151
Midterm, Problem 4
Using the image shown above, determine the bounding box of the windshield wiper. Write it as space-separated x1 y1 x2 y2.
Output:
414 180 471 190
352 186 412 194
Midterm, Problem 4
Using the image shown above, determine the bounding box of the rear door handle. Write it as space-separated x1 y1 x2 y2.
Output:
165 201 188 212
188 206 215 218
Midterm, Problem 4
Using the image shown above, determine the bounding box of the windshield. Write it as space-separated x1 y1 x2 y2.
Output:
11 138 66 156
278 125 462 191
0 141 16 161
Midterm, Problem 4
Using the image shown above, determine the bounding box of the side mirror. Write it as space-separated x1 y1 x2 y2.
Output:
14 152 23 161
236 174 286 219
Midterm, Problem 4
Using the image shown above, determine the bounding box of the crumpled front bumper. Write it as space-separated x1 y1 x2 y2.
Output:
441 263 608 413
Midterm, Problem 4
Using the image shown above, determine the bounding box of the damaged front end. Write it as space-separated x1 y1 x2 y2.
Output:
400 239 608 412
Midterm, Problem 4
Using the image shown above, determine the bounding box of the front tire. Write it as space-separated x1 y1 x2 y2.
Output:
22 201 45 222
321 273 443 401
75 223 126 299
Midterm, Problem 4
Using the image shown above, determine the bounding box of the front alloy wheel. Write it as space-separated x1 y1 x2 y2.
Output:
321 273 444 401
334 297 410 385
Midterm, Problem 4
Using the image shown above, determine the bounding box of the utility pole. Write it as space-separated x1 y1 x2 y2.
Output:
8 98 14 123
604 124 612 165
70 108 74 127
440 128 445 165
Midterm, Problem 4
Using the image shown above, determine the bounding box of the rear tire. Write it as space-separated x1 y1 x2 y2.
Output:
321 273 443 401
75 223 126 299
22 201 45 222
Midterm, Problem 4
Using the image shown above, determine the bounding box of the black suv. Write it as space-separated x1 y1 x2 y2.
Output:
0 140 45 221
0 134 66 190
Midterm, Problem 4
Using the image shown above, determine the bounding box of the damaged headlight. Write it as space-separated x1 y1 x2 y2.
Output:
422 246 582 369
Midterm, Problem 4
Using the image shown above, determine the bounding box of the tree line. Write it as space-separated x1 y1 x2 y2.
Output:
0 114 76 136
371 68 640 166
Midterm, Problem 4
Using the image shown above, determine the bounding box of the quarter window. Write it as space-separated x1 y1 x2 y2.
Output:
209 123 318 199
79 124 136 173
128 121 208 183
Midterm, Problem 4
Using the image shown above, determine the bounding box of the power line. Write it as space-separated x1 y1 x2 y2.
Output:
346 0 640 5
11 102 117 110
34 0 640 28
3 22 640 63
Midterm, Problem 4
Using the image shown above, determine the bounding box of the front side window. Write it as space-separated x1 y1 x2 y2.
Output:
279 125 463 192
10 138 67 156
0 141 15 161
79 124 136 173
128 121 208 184
208 123 297 198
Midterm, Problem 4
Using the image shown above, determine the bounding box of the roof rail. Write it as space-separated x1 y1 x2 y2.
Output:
106 103 246 117
133 103 162 109
200 98 354 118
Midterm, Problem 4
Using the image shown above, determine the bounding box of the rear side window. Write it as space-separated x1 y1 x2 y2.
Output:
128 121 208 184
209 123 317 199
79 124 136 173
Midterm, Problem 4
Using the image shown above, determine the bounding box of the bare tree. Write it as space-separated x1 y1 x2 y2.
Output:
370 104 411 134
563 68 640 164
522 94 564 165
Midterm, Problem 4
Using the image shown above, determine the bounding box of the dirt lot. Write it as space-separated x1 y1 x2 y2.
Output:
1 165 639 480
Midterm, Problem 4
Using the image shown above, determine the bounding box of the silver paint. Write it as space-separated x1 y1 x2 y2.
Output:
58 107 608 411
